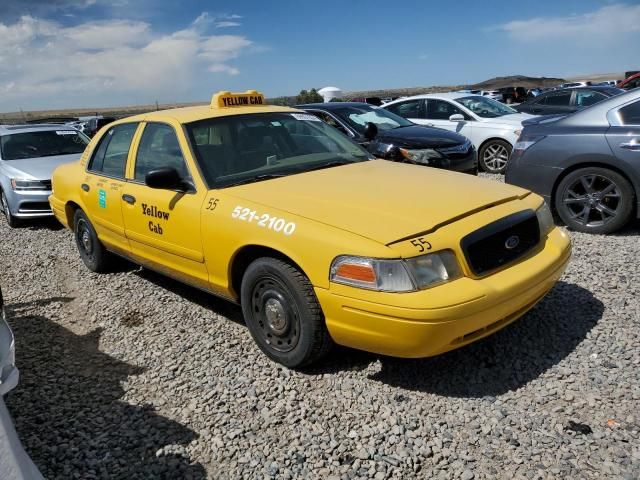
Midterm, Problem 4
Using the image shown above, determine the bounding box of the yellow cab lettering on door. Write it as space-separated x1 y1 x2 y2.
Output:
120 121 209 289
82 122 138 254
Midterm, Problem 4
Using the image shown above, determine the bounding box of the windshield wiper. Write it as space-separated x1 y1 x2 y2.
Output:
222 173 288 188
302 160 356 173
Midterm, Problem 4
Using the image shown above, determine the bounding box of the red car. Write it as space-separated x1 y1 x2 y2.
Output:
618 73 640 90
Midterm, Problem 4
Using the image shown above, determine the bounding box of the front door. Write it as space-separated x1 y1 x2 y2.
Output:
82 122 139 254
424 99 472 138
121 122 209 289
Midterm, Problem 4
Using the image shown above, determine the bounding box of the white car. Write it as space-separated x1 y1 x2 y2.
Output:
382 93 534 173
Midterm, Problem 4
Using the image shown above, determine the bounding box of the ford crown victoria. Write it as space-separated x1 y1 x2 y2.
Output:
50 90 571 368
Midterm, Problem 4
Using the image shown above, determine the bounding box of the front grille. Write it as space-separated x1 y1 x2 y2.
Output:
19 202 52 213
41 180 52 190
461 210 540 276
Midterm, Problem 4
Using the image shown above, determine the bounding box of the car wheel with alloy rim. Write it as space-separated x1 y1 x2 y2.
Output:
555 167 634 234
0 190 19 228
240 257 333 368
479 139 512 174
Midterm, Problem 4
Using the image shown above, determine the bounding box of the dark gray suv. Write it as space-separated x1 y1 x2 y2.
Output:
506 89 640 234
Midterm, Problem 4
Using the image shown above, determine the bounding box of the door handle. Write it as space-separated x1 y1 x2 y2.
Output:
122 194 136 205
620 142 640 151
81 183 90 192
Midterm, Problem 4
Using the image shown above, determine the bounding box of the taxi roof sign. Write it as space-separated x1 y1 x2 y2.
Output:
211 90 266 109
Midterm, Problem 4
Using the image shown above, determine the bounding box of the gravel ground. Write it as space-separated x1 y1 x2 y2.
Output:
1 173 639 479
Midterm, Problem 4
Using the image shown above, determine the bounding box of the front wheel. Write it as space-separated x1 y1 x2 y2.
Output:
479 139 512 174
73 209 112 272
1 190 19 228
555 167 634 234
240 257 333 368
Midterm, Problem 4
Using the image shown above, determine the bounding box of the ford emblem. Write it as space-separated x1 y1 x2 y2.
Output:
505 235 520 250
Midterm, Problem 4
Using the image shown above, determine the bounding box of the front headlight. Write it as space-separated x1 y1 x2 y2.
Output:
330 250 462 292
536 202 555 237
399 148 443 165
10 179 48 191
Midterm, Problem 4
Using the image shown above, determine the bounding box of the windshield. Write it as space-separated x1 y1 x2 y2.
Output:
186 112 373 188
331 105 413 133
0 129 89 160
456 96 518 118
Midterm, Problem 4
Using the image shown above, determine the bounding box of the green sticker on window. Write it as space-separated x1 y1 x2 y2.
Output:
98 189 107 209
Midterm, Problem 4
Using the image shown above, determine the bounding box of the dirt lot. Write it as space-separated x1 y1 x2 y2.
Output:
1 174 639 479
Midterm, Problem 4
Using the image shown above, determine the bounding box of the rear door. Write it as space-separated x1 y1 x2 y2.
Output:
121 122 209 289
383 99 426 124
82 122 139 253
606 100 640 183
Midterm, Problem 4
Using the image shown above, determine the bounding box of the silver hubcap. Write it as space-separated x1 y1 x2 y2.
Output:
483 144 509 171
563 174 621 226
265 298 287 334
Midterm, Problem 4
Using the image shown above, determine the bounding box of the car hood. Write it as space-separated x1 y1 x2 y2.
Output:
479 113 534 127
225 159 529 245
376 125 466 149
0 154 80 180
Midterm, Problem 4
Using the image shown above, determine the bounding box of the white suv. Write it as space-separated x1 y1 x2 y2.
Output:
383 93 534 173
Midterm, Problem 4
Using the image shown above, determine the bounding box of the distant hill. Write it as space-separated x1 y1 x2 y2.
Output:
469 75 565 90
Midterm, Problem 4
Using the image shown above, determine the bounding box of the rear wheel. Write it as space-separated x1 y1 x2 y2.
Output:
240 257 333 368
0 190 19 228
479 139 511 174
73 209 112 272
555 167 634 234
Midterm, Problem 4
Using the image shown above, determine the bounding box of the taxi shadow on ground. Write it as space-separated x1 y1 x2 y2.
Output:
5 298 207 480
307 281 604 398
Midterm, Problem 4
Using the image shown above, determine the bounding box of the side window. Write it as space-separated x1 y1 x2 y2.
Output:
88 123 138 178
619 101 640 125
425 99 466 120
545 92 572 107
385 100 424 119
312 111 350 136
135 123 189 182
575 90 605 108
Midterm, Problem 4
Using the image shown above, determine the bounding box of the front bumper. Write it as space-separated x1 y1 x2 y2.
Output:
316 227 571 358
4 189 53 218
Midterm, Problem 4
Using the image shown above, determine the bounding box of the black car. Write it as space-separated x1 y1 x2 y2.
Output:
297 102 477 174
514 86 624 116
506 88 640 234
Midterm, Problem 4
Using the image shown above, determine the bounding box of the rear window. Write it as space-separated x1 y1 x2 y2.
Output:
0 130 89 160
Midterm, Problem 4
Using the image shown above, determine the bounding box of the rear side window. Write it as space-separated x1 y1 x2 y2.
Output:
544 92 572 106
385 100 425 119
619 101 640 125
575 90 605 108
88 123 138 178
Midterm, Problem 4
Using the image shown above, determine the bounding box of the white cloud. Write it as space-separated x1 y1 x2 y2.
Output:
498 3 640 43
0 13 254 110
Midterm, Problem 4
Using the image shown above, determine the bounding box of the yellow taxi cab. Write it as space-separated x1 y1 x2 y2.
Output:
49 90 571 368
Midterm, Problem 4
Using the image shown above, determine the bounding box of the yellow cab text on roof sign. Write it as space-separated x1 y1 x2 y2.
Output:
211 90 266 109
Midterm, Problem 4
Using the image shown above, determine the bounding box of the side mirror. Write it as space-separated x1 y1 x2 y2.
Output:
449 114 465 122
363 122 378 140
145 168 189 192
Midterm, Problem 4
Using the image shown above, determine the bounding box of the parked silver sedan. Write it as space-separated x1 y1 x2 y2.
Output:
0 287 45 479
0 125 89 227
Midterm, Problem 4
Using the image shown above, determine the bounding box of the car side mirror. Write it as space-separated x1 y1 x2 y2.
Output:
449 114 465 122
145 168 189 192
363 122 378 140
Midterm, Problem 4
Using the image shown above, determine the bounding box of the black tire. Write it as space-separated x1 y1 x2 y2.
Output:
240 257 333 368
0 190 19 228
73 209 112 272
555 167 634 234
479 139 512 174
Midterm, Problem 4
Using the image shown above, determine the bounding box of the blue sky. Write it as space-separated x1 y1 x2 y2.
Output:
1 0 639 111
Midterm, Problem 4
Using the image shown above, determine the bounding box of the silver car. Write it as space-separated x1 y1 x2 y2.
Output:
0 287 45 479
0 125 89 227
